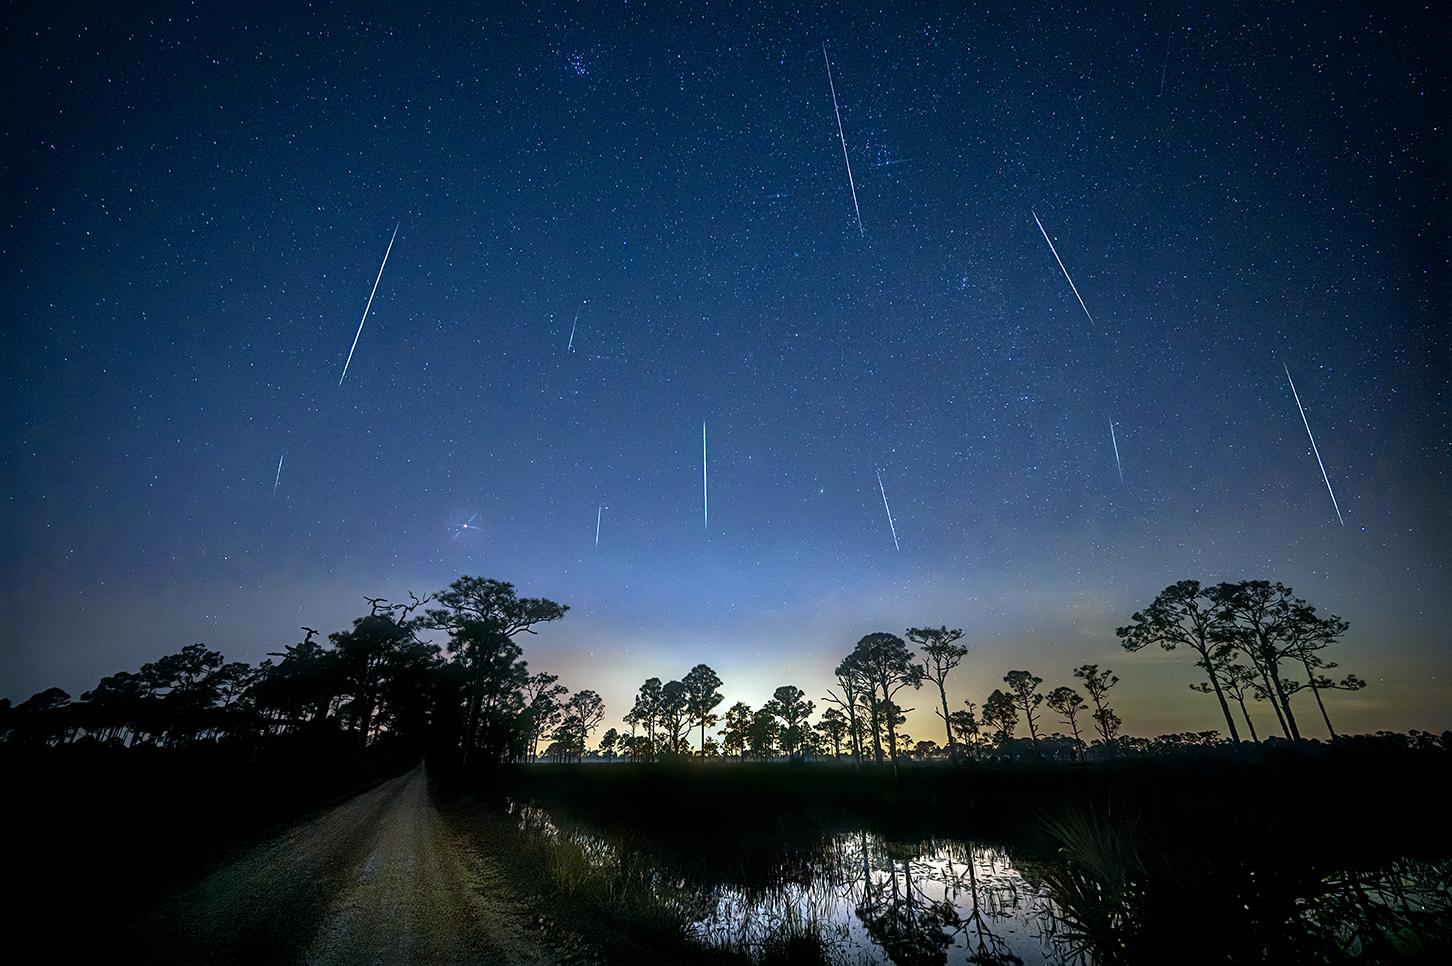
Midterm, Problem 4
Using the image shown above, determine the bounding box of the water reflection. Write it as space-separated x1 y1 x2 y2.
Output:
507 801 1449 965
695 832 1057 965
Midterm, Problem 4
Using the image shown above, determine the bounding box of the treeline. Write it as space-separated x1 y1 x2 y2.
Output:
2 576 1431 766
590 579 1393 768
0 577 590 766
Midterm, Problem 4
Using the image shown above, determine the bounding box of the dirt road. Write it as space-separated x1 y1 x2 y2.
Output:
135 765 556 965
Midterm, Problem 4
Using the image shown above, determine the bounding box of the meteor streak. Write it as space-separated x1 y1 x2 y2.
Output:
567 311 578 354
1031 211 1095 328
595 505 603 547
875 468 901 552
1109 418 1124 484
1159 29 1172 96
273 453 285 495
1284 364 1345 526
822 43 863 236
702 421 709 531
339 222 399 385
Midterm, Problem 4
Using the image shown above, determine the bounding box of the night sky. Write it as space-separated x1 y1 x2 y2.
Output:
3 2 1447 738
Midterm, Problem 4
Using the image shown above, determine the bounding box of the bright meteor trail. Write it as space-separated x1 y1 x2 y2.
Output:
338 222 399 385
1284 363 1345 526
822 43 863 237
702 422 709 531
1109 417 1124 484
595 505 603 547
875 468 901 552
273 453 285 496
1031 211 1094 328
567 311 578 354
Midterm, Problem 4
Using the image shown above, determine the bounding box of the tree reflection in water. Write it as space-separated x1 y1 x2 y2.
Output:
690 832 1051 964
509 800 1450 965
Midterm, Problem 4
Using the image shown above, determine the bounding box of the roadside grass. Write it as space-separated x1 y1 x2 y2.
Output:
439 783 754 965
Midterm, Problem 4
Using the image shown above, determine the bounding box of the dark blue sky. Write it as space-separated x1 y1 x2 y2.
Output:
3 1 1447 736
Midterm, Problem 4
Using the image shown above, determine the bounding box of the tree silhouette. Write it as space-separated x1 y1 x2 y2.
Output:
627 677 664 759
1047 685 1087 761
765 685 814 760
656 680 690 756
142 643 228 745
815 707 849 758
1 574 606 767
331 613 420 745
823 655 870 766
421 577 567 763
1118 581 1243 745
884 703 911 759
78 671 150 746
554 689 605 761
1073 664 1122 748
1192 662 1261 742
10 687 72 745
848 633 923 775
907 626 968 762
254 628 342 737
681 664 724 756
1282 601 1364 738
746 706 778 759
796 723 825 759
1003 671 1045 757
521 671 568 762
1 569 1409 780
366 634 438 750
982 689 1017 749
598 727 619 760
720 701 753 758
1207 580 1307 740
948 703 982 759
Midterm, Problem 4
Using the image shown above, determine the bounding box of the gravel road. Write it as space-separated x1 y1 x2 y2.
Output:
135 765 556 965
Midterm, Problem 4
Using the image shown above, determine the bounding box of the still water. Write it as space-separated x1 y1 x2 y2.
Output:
693 832 1062 965
510 801 1449 965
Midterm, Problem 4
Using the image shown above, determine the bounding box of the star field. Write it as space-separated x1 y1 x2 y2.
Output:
2 1 1447 736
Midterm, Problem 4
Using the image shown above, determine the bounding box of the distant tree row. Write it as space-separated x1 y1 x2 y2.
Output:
589 635 1125 766
0 576 594 766
592 579 1373 765
1 576 1380 764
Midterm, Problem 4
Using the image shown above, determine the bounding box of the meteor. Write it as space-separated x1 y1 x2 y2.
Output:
272 453 285 496
339 222 400 385
1284 364 1345 526
1159 28 1172 97
1109 417 1124 484
822 43 864 236
875 468 901 552
567 310 579 354
595 505 603 547
1031 211 1095 328
702 421 709 531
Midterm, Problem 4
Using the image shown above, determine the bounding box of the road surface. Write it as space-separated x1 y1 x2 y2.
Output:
135 765 557 965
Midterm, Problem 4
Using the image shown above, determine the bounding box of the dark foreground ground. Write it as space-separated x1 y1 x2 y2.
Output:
452 747 1452 965
128 765 560 964
5 744 1450 964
